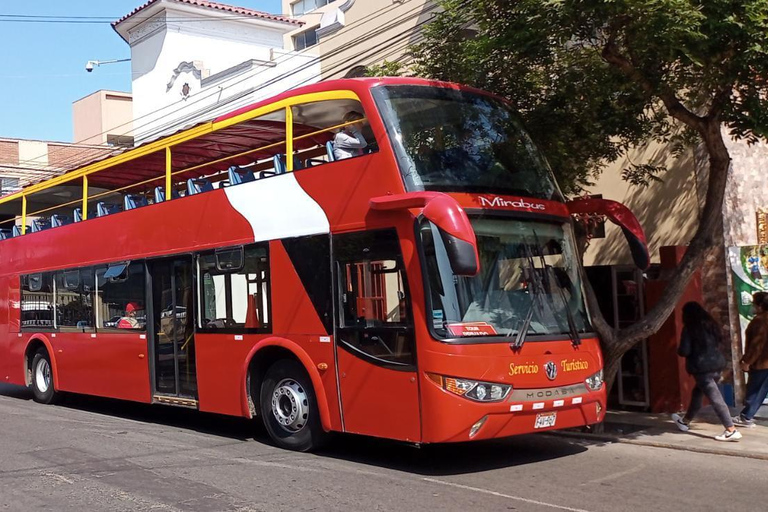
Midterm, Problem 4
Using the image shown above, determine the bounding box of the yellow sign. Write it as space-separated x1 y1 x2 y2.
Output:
561 359 589 372
757 209 768 245
509 362 539 376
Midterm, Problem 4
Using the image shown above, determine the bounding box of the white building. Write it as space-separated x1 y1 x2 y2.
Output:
112 0 322 144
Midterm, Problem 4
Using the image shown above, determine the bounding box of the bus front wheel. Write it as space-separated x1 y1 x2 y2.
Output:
260 359 328 452
31 349 60 404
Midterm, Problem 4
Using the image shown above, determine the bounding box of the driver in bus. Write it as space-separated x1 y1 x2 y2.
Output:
333 111 368 160
117 302 140 329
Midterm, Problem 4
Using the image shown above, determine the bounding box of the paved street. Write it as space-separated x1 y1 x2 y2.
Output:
0 383 761 512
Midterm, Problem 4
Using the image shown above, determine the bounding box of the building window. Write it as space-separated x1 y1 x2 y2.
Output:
293 27 319 50
0 177 20 195
292 0 331 16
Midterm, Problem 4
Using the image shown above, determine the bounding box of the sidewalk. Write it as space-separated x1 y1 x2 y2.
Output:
553 408 768 460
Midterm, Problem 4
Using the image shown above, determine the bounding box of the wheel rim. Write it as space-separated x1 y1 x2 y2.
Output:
270 378 309 433
35 358 51 393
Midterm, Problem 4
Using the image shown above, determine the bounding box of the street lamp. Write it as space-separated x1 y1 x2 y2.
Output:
85 58 130 72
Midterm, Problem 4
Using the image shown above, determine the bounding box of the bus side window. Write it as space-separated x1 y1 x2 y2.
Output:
54 268 95 331
334 229 414 367
290 98 376 168
199 244 270 331
95 263 146 331
21 272 54 330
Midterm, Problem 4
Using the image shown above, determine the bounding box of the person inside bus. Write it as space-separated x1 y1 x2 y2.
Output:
333 111 368 160
117 302 141 329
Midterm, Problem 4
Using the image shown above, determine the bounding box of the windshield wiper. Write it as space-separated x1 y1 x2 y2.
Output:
509 241 546 350
532 230 582 348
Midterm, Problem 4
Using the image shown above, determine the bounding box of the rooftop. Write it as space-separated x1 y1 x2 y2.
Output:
113 0 302 28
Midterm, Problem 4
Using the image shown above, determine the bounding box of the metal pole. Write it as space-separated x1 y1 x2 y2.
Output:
166 147 172 199
285 106 293 172
82 175 88 220
21 195 26 234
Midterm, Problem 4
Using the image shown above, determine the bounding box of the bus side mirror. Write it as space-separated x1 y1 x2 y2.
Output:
370 192 480 276
566 198 650 270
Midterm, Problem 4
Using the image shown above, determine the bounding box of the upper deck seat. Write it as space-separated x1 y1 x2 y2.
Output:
272 154 303 174
31 218 51 232
187 178 214 195
12 225 29 237
51 215 73 227
228 166 255 185
153 186 182 203
97 202 121 217
73 208 83 222
124 194 149 211
0 229 12 240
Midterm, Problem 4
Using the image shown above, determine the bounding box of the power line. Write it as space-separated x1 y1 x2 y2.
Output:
21 1 437 175
9 1 442 180
128 1 440 144
0 14 298 24
45 0 418 171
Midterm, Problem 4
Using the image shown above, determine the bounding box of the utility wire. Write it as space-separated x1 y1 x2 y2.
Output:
15 1 437 176
11 1 444 180
41 0 423 172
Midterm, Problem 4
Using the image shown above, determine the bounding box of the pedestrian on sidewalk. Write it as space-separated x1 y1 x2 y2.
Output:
732 292 768 428
671 302 742 441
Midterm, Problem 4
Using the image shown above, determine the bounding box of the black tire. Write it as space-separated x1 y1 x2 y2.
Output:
30 349 60 404
260 359 329 452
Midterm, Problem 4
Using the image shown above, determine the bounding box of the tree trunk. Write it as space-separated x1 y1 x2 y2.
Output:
588 116 731 397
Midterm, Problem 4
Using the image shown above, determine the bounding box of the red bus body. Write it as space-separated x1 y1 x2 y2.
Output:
0 78 632 447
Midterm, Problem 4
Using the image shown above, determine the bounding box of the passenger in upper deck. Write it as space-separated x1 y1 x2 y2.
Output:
333 111 368 160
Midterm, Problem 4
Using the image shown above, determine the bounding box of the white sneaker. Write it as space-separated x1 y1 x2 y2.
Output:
671 413 690 432
715 429 742 442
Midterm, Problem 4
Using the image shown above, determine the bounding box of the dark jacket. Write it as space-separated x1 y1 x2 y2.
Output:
742 312 768 370
678 326 726 375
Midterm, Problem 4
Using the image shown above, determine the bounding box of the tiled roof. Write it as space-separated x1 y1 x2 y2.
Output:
113 0 302 27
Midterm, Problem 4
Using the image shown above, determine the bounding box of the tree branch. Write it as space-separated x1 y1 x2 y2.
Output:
601 39 705 131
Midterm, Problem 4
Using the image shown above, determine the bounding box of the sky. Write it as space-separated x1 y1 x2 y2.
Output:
0 0 283 143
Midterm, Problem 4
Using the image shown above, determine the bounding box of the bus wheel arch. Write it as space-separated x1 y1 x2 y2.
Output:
243 339 333 434
24 336 61 404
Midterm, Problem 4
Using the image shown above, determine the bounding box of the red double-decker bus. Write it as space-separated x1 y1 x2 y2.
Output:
0 78 647 451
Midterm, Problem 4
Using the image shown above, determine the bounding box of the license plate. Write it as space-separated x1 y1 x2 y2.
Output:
534 412 557 429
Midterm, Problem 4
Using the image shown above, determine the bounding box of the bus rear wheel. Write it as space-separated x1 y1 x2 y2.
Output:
260 359 328 452
31 349 60 404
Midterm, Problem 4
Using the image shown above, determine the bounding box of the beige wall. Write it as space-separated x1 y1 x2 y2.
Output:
284 0 434 78
73 90 134 145
583 140 701 267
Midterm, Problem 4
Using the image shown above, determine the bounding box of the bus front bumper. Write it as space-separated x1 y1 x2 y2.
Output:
420 383 606 443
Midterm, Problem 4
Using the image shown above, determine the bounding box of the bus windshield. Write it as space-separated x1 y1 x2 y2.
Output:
420 217 591 341
373 85 561 200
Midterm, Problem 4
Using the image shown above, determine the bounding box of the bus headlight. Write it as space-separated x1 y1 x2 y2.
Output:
585 369 604 391
426 373 512 402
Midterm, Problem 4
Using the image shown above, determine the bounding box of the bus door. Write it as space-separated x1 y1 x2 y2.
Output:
333 229 421 442
148 256 198 403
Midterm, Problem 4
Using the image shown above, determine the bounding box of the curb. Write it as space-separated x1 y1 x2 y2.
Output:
545 429 768 461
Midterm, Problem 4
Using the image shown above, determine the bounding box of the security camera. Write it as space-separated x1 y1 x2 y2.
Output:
85 61 96 72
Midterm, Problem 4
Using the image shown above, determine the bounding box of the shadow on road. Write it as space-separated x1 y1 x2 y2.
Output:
0 383 588 475
318 433 588 476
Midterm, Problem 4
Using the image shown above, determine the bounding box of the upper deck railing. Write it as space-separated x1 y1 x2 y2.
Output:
0 88 368 238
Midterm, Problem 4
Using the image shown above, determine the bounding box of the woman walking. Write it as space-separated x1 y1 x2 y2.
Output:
732 292 768 428
671 302 742 441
